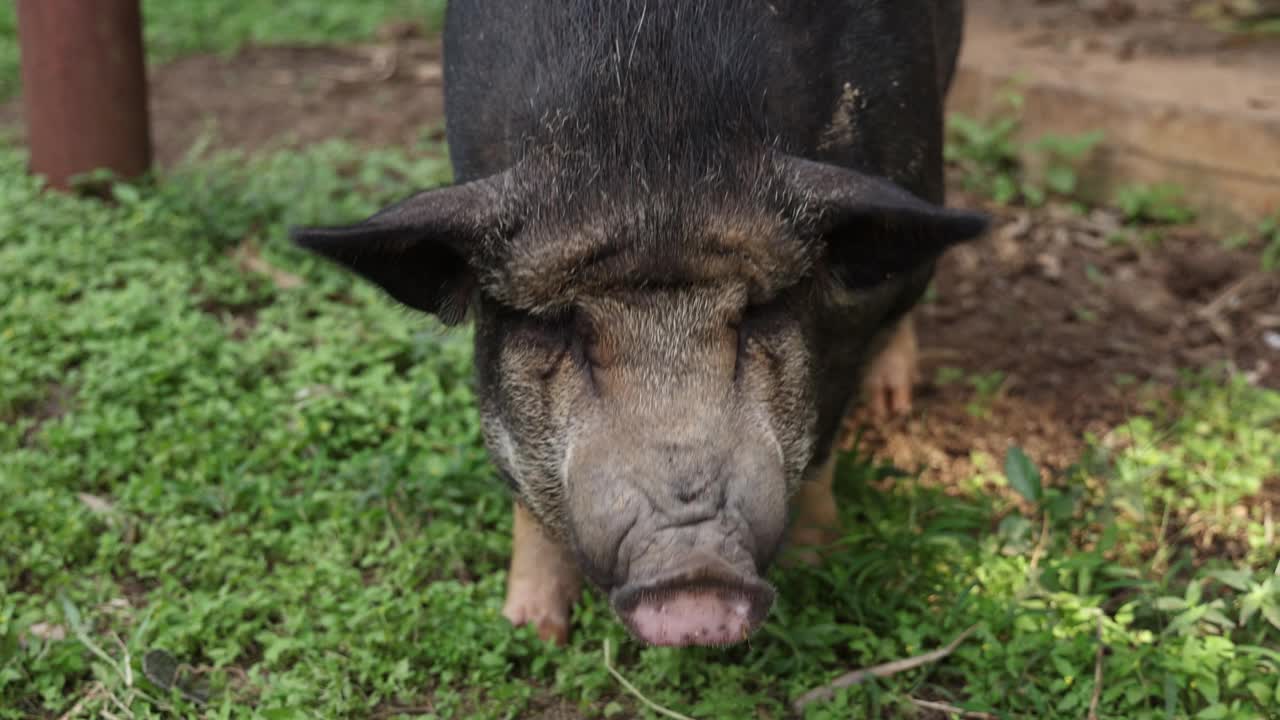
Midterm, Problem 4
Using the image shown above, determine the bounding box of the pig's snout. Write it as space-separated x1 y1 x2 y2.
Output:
611 555 775 647
565 414 789 646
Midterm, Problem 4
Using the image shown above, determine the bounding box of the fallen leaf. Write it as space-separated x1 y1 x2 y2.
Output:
77 493 115 515
28 622 67 642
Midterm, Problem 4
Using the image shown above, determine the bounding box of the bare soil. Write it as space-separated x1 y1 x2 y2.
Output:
970 0 1280 67
854 190 1279 486
866 1 1280 484
148 39 447 165
2 21 1276 485
2 25 446 164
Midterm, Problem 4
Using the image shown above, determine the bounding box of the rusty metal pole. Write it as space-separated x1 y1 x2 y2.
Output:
17 0 153 191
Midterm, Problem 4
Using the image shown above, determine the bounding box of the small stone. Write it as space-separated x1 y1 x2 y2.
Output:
1109 277 1177 332
1082 0 1137 24
27 623 66 642
1164 249 1240 299
1036 252 1063 281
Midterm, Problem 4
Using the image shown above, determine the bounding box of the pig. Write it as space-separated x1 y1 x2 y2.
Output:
291 0 987 647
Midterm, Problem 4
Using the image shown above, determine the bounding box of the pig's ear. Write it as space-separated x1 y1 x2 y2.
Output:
779 156 989 283
290 174 513 325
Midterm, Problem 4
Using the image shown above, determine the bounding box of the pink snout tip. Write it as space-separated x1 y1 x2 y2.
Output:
615 581 775 647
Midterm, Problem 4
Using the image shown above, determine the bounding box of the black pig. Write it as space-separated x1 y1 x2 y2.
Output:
293 0 987 647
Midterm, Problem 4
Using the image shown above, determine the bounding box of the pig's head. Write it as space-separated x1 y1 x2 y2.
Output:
292 153 986 646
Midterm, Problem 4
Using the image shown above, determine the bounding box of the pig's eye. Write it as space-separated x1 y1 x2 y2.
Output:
568 309 611 371
508 311 569 367
569 311 594 362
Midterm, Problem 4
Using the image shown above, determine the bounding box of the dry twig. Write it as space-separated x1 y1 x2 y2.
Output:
1265 501 1274 549
603 639 696 720
1088 615 1106 720
1195 273 1262 341
57 682 107 720
372 702 436 719
1028 510 1051 579
793 624 980 712
232 241 304 290
61 598 126 682
333 45 400 84
112 633 133 689
105 690 136 720
910 697 999 719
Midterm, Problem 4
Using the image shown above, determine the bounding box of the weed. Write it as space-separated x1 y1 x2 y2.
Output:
1230 213 1280 272
965 371 1007 419
933 367 1007 418
934 365 968 387
0 6 13 104
1074 306 1100 324
1116 183 1198 226
946 87 1105 208
1193 1 1280 36
1027 130 1108 204
1263 214 1280 271
945 109 1021 203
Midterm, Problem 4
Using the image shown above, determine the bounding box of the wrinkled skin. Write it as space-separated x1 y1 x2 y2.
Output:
292 0 986 647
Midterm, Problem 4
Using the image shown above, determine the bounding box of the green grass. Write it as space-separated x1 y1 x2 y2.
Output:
0 3 1275 717
0 7 14 104
1226 213 1280 273
1116 184 1198 227
1 136 1278 719
0 1 448 101
1193 1 1280 36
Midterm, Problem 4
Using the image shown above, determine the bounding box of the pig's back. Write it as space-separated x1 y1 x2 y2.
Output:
442 0 957 203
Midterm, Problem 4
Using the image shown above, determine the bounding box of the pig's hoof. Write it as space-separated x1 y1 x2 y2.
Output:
864 368 913 418
503 578 576 646
863 318 919 418
505 503 582 645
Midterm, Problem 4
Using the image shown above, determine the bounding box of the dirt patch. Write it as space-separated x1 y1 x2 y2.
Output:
851 186 1279 486
859 0 1280 482
1 28 445 165
150 38 445 165
7 383 74 448
972 0 1280 65
194 292 271 341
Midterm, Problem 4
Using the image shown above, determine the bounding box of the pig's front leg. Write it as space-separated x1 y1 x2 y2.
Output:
863 312 919 418
503 503 582 645
784 454 839 566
